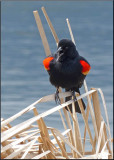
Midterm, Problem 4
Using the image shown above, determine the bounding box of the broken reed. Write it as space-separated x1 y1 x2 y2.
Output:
1 89 113 159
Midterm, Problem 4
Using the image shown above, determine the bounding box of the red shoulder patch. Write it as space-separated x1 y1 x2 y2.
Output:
43 57 54 70
80 60 91 75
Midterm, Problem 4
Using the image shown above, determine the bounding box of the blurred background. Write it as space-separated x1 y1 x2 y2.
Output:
1 0 113 141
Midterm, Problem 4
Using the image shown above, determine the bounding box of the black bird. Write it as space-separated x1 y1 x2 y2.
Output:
43 39 91 113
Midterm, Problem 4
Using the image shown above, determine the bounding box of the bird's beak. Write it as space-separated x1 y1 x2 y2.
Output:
56 47 62 53
55 47 64 62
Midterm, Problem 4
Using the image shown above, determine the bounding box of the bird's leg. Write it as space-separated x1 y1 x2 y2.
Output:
71 90 77 101
55 88 61 105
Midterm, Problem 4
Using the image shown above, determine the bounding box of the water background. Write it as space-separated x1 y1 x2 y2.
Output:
1 1 113 150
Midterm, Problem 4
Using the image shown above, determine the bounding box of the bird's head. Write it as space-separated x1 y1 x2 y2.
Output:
55 39 79 62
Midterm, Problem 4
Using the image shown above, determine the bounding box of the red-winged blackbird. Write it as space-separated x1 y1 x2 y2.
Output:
43 39 91 113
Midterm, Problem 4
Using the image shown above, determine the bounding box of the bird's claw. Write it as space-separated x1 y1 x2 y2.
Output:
71 91 77 101
55 89 61 105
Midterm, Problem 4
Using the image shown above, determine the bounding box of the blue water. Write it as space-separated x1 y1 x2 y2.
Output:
1 1 113 146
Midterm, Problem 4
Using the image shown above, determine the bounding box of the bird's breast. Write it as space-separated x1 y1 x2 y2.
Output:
49 60 83 89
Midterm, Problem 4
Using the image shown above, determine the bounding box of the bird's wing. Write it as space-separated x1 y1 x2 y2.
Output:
43 56 54 71
79 58 91 75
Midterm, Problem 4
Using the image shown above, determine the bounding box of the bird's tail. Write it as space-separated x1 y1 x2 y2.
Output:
65 88 86 113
